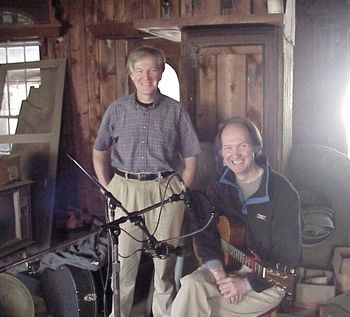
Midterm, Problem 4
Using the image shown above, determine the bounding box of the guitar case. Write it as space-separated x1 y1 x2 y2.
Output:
40 265 100 317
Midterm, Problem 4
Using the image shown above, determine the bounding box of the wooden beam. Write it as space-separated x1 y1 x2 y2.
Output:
134 14 284 42
0 24 61 41
88 22 150 40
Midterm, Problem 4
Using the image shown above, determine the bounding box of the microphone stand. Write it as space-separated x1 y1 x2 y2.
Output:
67 154 128 317
67 154 184 317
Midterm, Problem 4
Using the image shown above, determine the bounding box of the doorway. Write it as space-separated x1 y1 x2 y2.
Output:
159 63 180 102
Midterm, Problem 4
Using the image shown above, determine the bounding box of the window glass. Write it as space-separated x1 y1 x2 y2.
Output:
26 46 40 62
8 46 25 63
0 47 6 63
0 41 40 154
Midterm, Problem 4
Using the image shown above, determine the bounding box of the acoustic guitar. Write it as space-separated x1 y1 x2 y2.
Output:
217 216 296 295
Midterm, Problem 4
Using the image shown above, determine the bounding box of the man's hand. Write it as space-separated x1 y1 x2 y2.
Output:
216 276 252 304
208 266 227 281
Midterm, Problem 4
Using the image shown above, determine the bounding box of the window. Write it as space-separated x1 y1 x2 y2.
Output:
0 42 41 154
0 11 33 24
0 10 40 154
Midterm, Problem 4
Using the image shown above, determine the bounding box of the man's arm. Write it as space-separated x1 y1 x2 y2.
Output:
181 156 196 187
92 149 111 187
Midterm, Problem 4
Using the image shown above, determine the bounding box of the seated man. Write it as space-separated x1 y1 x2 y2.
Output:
171 117 302 317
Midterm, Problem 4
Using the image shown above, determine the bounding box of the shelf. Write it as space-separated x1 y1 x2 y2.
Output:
88 22 149 40
0 24 62 41
134 14 284 42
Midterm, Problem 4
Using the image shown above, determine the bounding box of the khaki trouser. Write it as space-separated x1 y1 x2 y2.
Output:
107 174 185 317
171 267 285 317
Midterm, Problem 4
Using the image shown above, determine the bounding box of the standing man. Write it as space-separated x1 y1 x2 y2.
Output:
172 117 301 316
93 46 201 317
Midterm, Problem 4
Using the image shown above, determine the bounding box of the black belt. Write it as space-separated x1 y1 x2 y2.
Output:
114 169 174 181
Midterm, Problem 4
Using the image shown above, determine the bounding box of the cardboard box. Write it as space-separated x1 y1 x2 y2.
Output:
319 293 350 317
295 268 336 308
319 304 350 317
332 247 350 292
0 155 22 186
328 293 350 313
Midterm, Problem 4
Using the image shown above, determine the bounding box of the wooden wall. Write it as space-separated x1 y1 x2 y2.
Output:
41 0 270 216
2 0 349 219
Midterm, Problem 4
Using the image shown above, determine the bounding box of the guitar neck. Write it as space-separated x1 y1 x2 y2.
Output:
221 239 265 277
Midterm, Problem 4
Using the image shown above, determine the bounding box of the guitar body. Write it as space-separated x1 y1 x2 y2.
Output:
217 216 296 295
217 216 247 270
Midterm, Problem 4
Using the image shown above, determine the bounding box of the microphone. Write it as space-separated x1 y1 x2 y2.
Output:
177 175 205 221
177 176 195 212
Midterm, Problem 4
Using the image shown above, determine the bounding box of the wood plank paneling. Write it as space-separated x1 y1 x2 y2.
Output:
125 0 144 20
171 0 181 17
99 40 118 108
99 0 115 21
196 54 217 141
246 49 263 132
31 0 294 219
115 40 128 98
144 0 161 19
235 0 252 15
190 0 221 16
181 0 193 17
205 1 221 16
217 53 247 121
68 0 92 211
195 44 263 139
252 0 267 14
114 0 126 21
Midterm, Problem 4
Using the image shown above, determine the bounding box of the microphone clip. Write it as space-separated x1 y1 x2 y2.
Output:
145 241 183 259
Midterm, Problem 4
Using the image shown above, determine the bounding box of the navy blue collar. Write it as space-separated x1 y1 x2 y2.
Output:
219 155 271 215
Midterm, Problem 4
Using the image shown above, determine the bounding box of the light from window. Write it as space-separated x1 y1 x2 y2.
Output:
342 76 350 157
0 42 40 154
159 63 180 102
0 11 32 24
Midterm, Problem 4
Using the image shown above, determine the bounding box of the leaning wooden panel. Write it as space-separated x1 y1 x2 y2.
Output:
0 59 66 255
196 54 218 141
217 52 247 122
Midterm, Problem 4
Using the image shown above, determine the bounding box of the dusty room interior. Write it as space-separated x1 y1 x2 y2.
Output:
0 0 350 316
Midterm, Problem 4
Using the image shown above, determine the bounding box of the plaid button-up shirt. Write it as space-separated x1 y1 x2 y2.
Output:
94 92 201 173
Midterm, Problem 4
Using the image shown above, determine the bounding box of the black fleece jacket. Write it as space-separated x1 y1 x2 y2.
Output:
193 155 302 292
